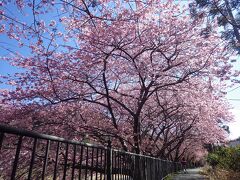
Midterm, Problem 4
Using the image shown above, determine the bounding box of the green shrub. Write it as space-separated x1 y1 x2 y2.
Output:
207 153 219 168
207 146 240 172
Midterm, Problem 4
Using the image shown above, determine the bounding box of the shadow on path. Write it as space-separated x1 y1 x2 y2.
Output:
172 168 209 180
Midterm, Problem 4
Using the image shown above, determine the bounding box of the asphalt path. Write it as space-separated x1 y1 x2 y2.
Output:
171 168 209 180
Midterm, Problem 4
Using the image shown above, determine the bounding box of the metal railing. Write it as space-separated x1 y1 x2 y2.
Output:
0 124 184 180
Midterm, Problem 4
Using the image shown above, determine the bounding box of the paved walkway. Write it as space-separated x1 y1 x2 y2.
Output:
172 168 209 180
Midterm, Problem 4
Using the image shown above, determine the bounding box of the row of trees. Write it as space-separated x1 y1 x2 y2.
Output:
0 0 236 164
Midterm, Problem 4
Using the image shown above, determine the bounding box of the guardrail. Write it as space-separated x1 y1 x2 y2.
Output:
0 124 185 180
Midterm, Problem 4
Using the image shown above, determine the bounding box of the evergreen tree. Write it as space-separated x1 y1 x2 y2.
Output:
190 0 240 53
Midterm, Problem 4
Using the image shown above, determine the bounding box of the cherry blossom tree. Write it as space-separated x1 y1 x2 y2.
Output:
0 0 234 160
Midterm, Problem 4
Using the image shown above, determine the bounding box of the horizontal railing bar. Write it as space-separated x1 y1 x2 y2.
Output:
0 124 184 165
0 124 106 149
111 148 181 163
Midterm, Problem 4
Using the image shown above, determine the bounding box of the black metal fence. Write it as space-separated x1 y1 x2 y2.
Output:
0 124 185 180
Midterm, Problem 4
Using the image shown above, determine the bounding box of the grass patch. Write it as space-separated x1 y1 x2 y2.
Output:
199 166 211 176
202 166 240 180
163 173 178 180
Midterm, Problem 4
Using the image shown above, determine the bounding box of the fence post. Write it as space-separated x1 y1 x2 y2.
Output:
173 162 177 172
107 139 112 180
133 155 141 180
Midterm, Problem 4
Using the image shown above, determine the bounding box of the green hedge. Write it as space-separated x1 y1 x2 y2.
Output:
207 146 240 172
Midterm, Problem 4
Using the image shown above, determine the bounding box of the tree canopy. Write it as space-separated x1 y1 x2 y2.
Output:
0 0 234 162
